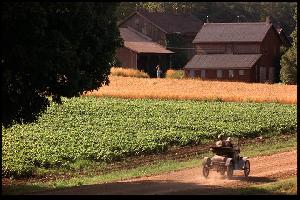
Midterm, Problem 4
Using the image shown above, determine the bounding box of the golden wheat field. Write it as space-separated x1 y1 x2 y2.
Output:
85 75 297 104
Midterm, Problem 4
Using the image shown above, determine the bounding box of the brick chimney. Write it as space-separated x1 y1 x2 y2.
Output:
266 16 273 24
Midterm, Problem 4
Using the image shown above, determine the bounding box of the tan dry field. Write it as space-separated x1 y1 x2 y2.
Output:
85 76 297 104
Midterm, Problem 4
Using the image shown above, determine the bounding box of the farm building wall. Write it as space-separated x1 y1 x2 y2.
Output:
195 43 260 54
120 13 198 66
116 47 137 69
119 13 167 46
258 27 282 82
192 26 282 83
184 68 253 82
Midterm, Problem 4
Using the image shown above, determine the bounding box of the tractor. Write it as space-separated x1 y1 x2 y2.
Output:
202 138 250 179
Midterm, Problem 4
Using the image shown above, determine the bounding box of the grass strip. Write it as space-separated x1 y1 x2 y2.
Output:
239 176 297 195
2 135 296 195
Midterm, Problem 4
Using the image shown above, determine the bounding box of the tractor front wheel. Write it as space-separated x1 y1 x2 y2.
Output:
203 165 209 178
244 160 250 177
227 162 234 179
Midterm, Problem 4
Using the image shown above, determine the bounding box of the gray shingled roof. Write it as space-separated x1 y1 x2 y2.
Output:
193 23 273 43
120 27 174 54
137 10 203 34
184 54 262 69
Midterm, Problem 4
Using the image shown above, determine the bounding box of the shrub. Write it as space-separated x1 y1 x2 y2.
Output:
165 69 185 79
110 67 149 78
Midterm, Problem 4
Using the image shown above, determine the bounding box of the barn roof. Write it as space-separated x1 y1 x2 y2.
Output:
184 54 262 69
138 10 203 34
119 10 203 34
193 22 274 43
119 27 174 54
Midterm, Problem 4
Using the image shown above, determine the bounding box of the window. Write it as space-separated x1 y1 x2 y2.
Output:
217 70 223 78
189 70 195 78
239 70 245 76
201 69 206 79
229 70 234 78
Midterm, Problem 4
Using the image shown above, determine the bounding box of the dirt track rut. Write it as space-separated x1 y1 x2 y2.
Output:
33 150 297 195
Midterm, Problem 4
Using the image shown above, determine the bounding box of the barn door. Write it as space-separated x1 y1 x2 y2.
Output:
260 67 266 82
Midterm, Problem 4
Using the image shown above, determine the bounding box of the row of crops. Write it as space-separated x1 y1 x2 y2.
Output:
2 97 297 178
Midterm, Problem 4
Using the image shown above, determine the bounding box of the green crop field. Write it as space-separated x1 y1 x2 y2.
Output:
2 97 297 178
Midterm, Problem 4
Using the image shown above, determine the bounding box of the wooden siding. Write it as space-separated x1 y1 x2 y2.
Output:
120 13 198 61
184 68 254 82
116 47 137 69
195 44 226 54
195 43 260 55
120 14 167 46
258 27 282 82
233 43 260 54
192 26 282 83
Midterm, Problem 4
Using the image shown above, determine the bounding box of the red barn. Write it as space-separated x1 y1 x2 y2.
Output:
116 10 203 77
184 17 290 83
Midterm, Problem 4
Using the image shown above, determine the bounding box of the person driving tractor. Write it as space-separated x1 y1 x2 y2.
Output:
216 134 225 147
216 135 233 148
225 137 233 148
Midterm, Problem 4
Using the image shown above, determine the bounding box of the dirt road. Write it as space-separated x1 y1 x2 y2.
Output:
33 150 297 195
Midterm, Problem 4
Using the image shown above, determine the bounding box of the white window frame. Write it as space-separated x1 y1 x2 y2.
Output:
217 69 223 78
239 70 245 76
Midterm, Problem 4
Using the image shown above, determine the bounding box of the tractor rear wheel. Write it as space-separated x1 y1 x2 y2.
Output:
202 158 210 178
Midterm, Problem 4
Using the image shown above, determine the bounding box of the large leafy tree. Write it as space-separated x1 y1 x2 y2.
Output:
1 2 122 127
118 2 296 37
280 7 297 84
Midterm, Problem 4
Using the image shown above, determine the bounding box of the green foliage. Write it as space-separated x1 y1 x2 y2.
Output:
166 33 188 69
2 97 296 178
166 70 185 79
1 2 122 127
117 2 296 36
110 67 150 78
280 7 297 84
239 177 297 195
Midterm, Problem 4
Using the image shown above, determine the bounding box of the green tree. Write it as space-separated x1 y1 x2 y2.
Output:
1 2 122 127
280 7 297 84
166 33 188 69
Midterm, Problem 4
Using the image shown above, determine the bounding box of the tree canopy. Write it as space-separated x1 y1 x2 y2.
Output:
280 7 297 84
1 2 122 127
117 2 296 37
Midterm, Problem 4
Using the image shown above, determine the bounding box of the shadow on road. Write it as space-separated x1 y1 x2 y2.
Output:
230 176 276 183
9 175 281 195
